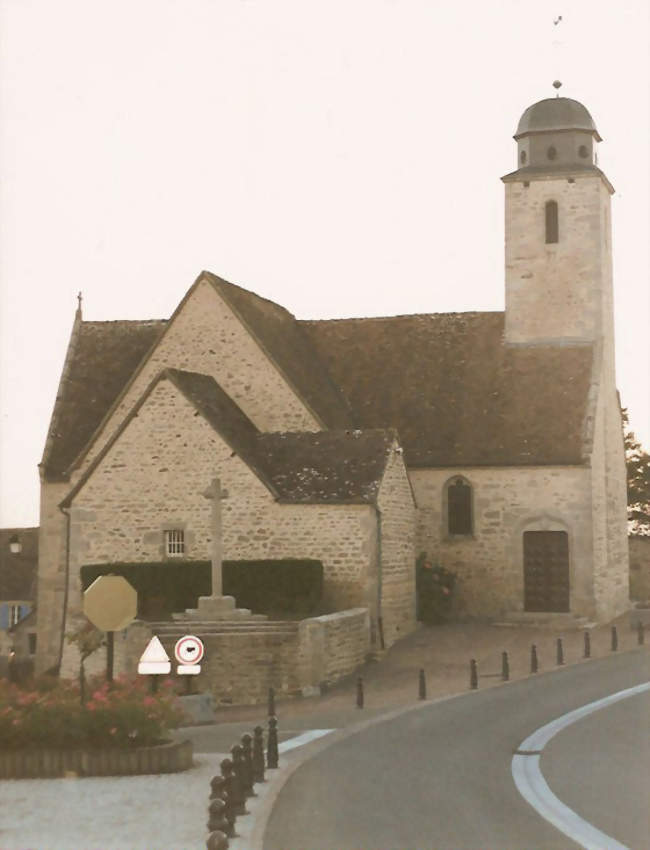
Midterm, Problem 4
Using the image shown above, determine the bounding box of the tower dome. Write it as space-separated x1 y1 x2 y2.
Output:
515 97 601 141
512 95 601 171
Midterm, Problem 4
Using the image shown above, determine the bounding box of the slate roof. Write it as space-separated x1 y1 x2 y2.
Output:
42 319 166 480
62 370 396 506
42 274 353 482
43 275 596 482
300 312 594 467
257 430 398 503
172 369 394 502
0 528 38 601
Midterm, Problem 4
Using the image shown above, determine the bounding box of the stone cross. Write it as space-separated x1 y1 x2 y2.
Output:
203 477 227 597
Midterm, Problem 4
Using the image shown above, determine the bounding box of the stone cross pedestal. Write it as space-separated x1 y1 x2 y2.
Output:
177 477 260 622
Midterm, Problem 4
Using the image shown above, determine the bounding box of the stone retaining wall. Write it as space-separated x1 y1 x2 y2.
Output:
298 608 371 695
0 739 193 779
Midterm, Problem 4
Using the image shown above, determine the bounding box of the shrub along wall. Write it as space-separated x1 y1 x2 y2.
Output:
80 559 324 618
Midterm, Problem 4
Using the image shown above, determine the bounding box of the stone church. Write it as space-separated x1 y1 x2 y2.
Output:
35 94 629 681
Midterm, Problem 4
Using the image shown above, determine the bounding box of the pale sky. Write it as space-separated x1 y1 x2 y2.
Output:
1 0 648 527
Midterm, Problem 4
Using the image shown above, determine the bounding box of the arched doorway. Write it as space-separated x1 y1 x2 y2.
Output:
523 530 569 612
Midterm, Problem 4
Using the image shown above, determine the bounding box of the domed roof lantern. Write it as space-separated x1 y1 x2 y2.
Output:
510 85 603 174
515 96 602 142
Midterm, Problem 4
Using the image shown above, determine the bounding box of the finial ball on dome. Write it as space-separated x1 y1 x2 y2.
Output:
553 80 562 90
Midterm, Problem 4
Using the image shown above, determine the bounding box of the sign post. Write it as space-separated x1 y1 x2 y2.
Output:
138 636 172 693
83 575 137 683
174 635 205 696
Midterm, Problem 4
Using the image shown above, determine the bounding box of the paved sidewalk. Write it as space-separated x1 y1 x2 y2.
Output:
207 612 643 729
0 615 643 850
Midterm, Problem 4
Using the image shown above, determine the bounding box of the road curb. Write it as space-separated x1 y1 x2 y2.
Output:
231 645 649 849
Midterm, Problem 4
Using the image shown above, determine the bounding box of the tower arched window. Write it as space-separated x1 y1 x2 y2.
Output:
446 477 473 536
545 200 559 244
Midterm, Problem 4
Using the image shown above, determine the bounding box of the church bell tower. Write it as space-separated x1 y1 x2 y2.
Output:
502 90 615 351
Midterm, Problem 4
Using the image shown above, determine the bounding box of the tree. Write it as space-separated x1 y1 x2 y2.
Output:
623 408 650 535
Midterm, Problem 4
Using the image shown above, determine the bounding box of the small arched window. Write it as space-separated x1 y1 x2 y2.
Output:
545 200 559 244
520 150 527 165
578 144 589 159
447 477 473 536
547 145 557 160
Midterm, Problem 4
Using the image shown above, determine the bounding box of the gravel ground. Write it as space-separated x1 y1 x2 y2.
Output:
0 751 225 850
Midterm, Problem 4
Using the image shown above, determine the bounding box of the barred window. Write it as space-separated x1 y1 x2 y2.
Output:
165 529 185 557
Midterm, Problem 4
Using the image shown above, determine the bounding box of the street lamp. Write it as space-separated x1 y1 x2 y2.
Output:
8 535 22 555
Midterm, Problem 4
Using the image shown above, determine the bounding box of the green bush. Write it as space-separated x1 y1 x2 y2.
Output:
416 553 456 624
0 675 185 751
81 559 324 618
223 559 323 615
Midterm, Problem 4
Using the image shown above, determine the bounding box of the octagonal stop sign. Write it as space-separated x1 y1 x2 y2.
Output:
83 575 137 632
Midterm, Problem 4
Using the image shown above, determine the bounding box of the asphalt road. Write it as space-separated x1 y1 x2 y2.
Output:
263 650 650 850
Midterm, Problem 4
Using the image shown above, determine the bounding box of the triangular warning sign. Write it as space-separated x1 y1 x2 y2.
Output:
138 635 171 675
139 635 170 664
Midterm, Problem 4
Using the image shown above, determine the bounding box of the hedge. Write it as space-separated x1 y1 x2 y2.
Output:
81 559 323 618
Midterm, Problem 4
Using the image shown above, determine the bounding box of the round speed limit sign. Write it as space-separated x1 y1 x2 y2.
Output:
174 635 205 665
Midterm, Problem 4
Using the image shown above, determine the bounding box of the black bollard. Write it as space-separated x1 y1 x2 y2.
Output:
210 774 227 800
252 726 266 783
219 759 238 836
611 625 618 651
267 686 276 717
530 644 538 674
207 798 230 837
418 668 427 701
229 745 248 815
206 830 229 850
267 716 279 769
584 630 591 659
356 676 364 709
501 651 509 682
469 659 478 690
556 637 564 666
240 734 255 797
638 621 645 645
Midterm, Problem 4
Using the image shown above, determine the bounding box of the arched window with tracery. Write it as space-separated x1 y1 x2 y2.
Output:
446 477 473 536
545 200 559 244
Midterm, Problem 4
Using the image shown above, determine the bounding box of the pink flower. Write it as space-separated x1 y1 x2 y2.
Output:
109 727 117 735
142 696 155 707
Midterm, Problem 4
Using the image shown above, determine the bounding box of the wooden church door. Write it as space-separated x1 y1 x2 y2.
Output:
523 531 569 612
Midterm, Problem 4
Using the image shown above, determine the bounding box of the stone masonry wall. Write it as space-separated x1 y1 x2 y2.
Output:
298 608 370 693
505 175 607 344
59 379 378 676
75 276 321 480
410 465 595 619
68 610 370 706
35 482 69 674
590 365 630 620
40 276 324 673
376 447 417 645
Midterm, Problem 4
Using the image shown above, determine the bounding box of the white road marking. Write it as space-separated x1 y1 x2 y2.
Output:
511 681 650 850
278 729 335 753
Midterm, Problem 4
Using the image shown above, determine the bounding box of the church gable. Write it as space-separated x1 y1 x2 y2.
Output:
55 272 351 484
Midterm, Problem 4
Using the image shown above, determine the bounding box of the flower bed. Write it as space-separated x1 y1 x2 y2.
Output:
0 674 192 778
0 738 193 778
